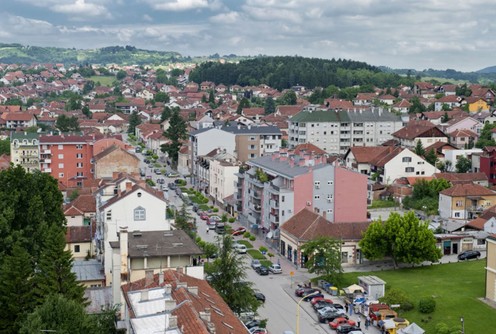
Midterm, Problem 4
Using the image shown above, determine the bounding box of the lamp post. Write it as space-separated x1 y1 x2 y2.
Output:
460 316 465 334
296 291 319 334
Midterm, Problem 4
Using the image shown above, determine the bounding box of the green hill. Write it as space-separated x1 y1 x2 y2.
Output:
0 43 184 65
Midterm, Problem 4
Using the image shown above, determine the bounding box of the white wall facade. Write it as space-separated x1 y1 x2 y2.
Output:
383 149 438 184
209 159 238 204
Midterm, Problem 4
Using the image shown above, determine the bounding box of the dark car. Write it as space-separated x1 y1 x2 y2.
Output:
336 324 361 334
303 292 324 302
168 183 177 190
318 311 347 323
313 300 334 311
457 250 481 260
255 266 269 276
245 319 261 329
295 287 320 297
144 158 150 164
254 292 266 303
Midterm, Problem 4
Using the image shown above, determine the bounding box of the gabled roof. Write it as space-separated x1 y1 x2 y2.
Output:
128 230 202 258
449 128 478 138
99 183 165 210
440 183 496 197
370 146 404 167
281 208 370 241
347 146 392 163
66 225 92 243
392 120 447 140
93 145 140 162
121 270 248 334
64 194 96 214
434 172 487 184
293 143 327 155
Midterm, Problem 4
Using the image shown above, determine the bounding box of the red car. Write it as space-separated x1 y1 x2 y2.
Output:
311 297 333 306
231 227 246 236
329 317 356 329
200 212 209 220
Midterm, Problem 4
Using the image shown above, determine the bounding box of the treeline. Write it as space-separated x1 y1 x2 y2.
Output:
380 66 496 83
189 56 414 90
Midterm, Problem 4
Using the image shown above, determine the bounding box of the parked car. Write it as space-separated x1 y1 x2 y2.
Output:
251 259 262 270
168 183 177 190
268 263 282 274
245 319 262 329
254 292 266 303
329 317 356 330
231 227 247 236
313 300 334 311
200 212 209 220
154 168 161 175
310 297 332 306
318 310 348 323
144 158 150 164
295 287 320 297
255 266 269 276
167 172 180 178
249 328 268 334
336 324 361 334
156 178 165 184
303 292 324 302
457 250 481 260
236 245 248 254
209 215 221 222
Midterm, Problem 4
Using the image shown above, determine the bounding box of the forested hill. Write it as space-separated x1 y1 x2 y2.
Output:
0 43 183 65
379 66 496 84
189 56 413 90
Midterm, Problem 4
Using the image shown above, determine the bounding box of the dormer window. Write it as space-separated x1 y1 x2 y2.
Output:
134 206 146 221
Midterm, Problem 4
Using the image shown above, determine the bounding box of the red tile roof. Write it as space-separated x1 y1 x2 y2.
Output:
65 225 92 243
440 183 496 197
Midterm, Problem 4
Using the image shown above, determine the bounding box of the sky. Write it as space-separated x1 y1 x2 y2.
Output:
1 0 496 72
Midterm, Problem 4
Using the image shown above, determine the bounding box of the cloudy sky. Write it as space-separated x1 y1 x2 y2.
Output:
2 0 496 71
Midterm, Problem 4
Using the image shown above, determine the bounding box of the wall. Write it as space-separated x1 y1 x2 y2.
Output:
93 138 127 154
95 148 140 179
293 172 314 216
334 167 368 223
235 134 261 162
486 238 496 302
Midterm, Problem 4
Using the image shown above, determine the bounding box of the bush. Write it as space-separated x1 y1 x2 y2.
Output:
418 297 436 314
379 288 414 312
243 232 251 238
247 249 266 260
259 246 268 253
267 252 274 258
199 204 210 211
228 217 235 223
249 236 256 241
221 214 228 222
213 208 219 212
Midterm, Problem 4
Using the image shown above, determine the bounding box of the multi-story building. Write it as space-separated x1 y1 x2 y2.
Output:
439 183 496 220
486 234 496 303
288 108 402 155
39 134 95 187
209 153 240 205
477 146 496 185
10 132 40 172
236 148 368 244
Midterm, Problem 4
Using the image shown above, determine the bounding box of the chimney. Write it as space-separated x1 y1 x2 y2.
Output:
167 315 178 329
125 182 133 192
119 228 128 276
188 286 199 296
289 156 295 168
159 272 164 285
145 269 154 287
140 290 149 302
112 171 119 180
207 322 216 334
164 284 172 294
164 299 176 311
176 266 184 275
199 308 211 323
176 281 187 290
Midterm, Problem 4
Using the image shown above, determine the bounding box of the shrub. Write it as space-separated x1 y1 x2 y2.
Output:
199 204 210 211
379 288 414 312
237 240 253 248
260 260 272 267
267 252 274 258
221 214 228 222
259 246 268 253
228 217 235 223
247 249 266 260
213 208 219 212
418 297 436 314
249 236 256 241
243 232 251 238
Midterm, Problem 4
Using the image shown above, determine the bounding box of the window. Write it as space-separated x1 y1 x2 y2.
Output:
77 162 83 168
58 163 64 168
58 173 64 178
456 201 463 207
76 153 83 159
341 252 348 263
250 136 256 141
327 181 333 185
250 145 256 149
106 210 112 221
314 195 320 200
76 144 83 149
58 144 63 150
405 167 414 173
134 206 146 221
454 212 460 217
58 154 64 159
402 157 412 163
250 153 256 158
281 196 285 202
77 172 84 177
74 245 80 253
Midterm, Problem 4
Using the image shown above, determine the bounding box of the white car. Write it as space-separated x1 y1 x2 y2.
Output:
209 215 222 222
235 245 247 254
268 263 282 274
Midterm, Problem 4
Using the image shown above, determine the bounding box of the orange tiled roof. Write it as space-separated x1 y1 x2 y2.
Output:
440 183 496 197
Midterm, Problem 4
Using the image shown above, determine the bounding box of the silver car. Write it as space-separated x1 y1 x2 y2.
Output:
268 263 282 274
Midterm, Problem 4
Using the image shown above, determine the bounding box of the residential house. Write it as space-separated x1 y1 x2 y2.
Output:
94 145 140 179
413 82 436 98
10 132 40 172
1 112 37 129
344 146 397 176
353 93 377 106
237 149 368 249
391 99 412 114
223 124 282 161
376 148 438 184
288 108 403 155
391 120 448 149
419 110 465 125
177 145 190 176
443 148 483 172
471 86 495 104
466 97 490 113
378 94 395 105
120 270 248 334
433 172 489 187
72 259 105 288
424 141 458 163
439 183 496 220
434 95 461 111
442 115 482 136
208 152 240 205
449 129 478 149
486 234 496 303
280 209 370 267
478 147 496 185
96 177 172 284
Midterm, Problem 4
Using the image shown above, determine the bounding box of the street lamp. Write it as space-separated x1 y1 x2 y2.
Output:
296 291 319 334
460 316 465 334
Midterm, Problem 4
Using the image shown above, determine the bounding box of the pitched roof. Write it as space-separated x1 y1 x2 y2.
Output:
66 225 92 243
127 230 202 258
293 143 327 155
434 172 487 184
281 208 370 241
64 194 96 214
348 146 392 163
121 270 248 334
440 183 496 197
93 145 140 162
392 120 446 140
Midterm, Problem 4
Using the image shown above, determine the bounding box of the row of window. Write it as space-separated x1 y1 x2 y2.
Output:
106 207 147 221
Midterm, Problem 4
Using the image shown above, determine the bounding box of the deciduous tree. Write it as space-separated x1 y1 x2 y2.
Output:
359 211 442 268
161 110 187 161
455 155 472 173
127 110 141 134
56 114 80 132
301 236 343 286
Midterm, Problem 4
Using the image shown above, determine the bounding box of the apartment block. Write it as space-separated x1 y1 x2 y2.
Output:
10 132 40 172
288 107 402 155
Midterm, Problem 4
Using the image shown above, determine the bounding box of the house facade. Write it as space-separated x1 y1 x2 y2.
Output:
382 149 439 184
94 145 140 179
439 184 496 220
10 132 40 172
486 234 496 303
208 155 240 205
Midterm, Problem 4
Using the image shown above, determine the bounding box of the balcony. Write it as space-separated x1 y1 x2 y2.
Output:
40 158 52 163
252 191 261 199
42 149 51 154
467 206 485 213
269 199 279 209
249 203 262 212
269 213 279 224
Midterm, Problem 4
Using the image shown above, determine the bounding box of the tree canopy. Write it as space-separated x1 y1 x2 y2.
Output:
56 114 80 132
402 178 451 215
161 110 187 161
127 110 142 134
359 211 442 268
301 236 343 286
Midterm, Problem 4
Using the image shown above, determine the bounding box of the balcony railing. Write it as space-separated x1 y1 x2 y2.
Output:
270 213 279 224
269 199 279 209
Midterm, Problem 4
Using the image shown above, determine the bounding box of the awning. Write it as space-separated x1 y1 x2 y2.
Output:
266 232 273 239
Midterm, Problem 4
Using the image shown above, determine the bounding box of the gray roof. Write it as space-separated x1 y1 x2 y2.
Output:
10 132 40 140
128 229 202 258
247 155 327 178
84 287 113 314
289 108 401 123
72 259 105 282
221 124 281 135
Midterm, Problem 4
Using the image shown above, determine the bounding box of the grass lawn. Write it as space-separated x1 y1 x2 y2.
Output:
247 249 266 260
237 240 253 249
88 75 115 87
261 260 272 267
342 259 494 333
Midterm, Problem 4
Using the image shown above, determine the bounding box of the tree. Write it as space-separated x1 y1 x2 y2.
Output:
264 97 276 115
0 138 10 155
300 237 343 286
33 224 86 304
236 97 250 114
56 114 80 132
116 70 127 80
82 105 91 118
441 112 449 123
174 204 195 238
359 211 442 268
409 96 426 113
476 122 496 148
414 139 425 156
205 236 260 314
154 91 170 103
20 294 100 334
424 148 438 166
161 110 187 162
455 155 472 173
128 111 142 134
280 90 297 105
161 106 174 122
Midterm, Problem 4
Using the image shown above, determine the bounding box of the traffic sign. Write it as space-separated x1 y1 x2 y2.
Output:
290 271 294 276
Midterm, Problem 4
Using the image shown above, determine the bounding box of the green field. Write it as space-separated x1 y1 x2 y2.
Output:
342 260 494 333
88 75 115 87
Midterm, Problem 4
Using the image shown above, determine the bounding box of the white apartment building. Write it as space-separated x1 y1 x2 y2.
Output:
288 108 403 155
209 155 240 205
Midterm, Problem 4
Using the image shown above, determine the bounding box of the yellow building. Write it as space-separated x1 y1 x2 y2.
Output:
467 97 489 113
486 235 496 302
439 184 496 220
10 132 40 172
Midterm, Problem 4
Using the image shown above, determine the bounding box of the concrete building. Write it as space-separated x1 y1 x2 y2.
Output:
486 234 496 303
94 145 140 179
10 132 40 172
439 183 496 220
208 153 240 205
288 107 402 155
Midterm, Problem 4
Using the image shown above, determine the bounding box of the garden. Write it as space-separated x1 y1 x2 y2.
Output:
341 259 495 333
